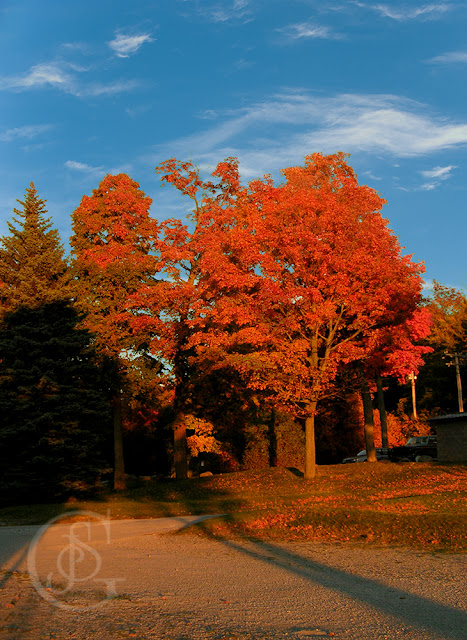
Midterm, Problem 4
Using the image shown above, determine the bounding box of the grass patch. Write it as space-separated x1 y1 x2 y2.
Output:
0 463 465 551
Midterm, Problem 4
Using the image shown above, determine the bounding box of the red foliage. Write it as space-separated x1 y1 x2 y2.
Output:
153 152 426 477
366 308 433 382
71 173 160 357
191 153 425 411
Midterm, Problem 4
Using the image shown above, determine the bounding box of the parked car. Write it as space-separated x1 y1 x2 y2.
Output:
388 435 437 462
342 448 390 463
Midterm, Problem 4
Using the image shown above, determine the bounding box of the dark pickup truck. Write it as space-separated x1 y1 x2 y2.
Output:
388 435 437 462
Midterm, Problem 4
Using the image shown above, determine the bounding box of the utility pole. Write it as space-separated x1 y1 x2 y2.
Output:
445 352 466 413
408 372 418 420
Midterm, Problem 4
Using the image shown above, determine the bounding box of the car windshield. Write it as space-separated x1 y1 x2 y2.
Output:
406 436 429 446
357 450 367 457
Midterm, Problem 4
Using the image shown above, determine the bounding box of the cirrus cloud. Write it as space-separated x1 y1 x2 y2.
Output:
186 0 252 23
108 33 154 58
428 50 467 64
277 22 342 41
148 92 467 181
419 164 456 190
0 60 142 97
0 124 53 142
353 2 452 21
0 62 74 92
65 160 133 178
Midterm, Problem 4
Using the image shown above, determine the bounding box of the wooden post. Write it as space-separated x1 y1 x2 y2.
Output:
408 372 418 420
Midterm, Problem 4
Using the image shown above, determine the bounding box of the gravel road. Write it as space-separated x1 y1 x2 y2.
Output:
0 516 465 640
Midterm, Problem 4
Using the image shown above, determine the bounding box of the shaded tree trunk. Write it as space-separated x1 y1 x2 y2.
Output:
375 372 389 449
304 401 318 479
356 363 377 463
112 393 126 490
173 411 188 479
268 408 277 467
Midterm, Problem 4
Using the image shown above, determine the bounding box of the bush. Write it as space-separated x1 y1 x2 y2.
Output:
242 411 304 470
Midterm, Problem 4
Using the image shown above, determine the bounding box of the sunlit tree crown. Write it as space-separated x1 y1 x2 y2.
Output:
0 182 70 316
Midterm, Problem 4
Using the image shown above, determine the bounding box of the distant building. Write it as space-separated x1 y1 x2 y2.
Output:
428 414 467 463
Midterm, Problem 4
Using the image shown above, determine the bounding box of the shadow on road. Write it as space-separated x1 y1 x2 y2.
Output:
174 495 466 640
1 473 465 639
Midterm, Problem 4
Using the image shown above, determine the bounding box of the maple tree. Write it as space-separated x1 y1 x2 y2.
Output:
127 158 242 479
360 308 432 447
416 281 467 415
0 183 70 317
424 281 467 351
70 173 160 490
184 152 426 478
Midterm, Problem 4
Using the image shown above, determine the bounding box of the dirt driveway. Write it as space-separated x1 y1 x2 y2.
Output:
1 516 466 640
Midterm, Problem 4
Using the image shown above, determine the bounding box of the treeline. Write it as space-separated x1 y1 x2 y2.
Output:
0 154 465 501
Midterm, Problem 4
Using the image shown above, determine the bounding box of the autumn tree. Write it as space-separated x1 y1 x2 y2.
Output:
359 308 432 448
70 174 160 490
417 282 467 414
0 183 70 317
129 158 241 479
186 153 425 478
425 281 467 351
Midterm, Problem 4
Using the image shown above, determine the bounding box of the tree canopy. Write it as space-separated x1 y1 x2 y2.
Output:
0 183 70 317
172 152 427 477
2 156 437 490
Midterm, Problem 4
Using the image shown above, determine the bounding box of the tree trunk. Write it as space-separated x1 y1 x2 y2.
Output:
173 411 188 479
268 408 277 467
375 372 389 449
356 363 377 463
304 401 317 479
112 393 126 491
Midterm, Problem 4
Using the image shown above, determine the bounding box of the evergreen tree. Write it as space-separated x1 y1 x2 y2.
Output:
0 182 70 317
0 301 112 503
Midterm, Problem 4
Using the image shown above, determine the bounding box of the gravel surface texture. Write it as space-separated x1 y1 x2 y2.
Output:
0 517 466 640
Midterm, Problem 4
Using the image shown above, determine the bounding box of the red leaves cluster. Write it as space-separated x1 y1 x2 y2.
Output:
176 153 427 417
70 155 431 476
70 173 160 358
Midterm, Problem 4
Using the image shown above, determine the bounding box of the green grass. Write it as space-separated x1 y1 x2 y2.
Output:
1 463 466 551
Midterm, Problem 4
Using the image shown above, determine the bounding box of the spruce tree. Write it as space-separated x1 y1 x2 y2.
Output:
0 185 112 503
0 182 70 317
0 301 112 503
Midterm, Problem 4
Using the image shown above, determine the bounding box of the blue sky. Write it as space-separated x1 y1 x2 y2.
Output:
1 0 466 290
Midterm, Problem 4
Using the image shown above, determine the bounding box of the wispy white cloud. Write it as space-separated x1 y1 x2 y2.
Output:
108 33 154 58
0 124 53 142
65 160 104 177
428 50 467 64
362 170 382 181
61 41 93 55
419 164 456 190
79 80 141 96
277 22 342 41
354 2 452 21
0 62 75 92
150 92 467 179
420 165 455 180
0 60 141 96
186 0 252 23
65 160 133 178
